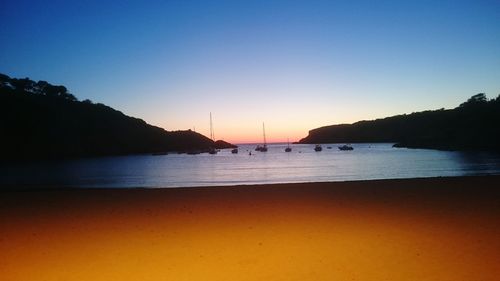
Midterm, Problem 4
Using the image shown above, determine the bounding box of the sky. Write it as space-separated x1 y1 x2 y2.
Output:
1 0 499 143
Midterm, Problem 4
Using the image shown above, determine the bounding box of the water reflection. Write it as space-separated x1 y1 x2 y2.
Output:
455 151 500 174
1 143 500 188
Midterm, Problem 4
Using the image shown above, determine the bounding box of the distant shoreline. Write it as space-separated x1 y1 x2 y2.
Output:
2 174 499 191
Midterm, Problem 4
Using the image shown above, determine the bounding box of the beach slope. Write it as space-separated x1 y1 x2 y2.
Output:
1 176 499 280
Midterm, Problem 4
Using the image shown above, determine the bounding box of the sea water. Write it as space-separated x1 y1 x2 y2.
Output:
2 143 500 188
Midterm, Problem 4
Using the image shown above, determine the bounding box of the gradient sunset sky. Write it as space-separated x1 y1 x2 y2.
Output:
1 0 499 143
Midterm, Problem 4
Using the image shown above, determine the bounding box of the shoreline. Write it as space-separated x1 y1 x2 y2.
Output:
1 176 499 280
2 174 500 191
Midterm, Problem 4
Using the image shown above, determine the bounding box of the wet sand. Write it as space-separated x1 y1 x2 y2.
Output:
1 176 499 280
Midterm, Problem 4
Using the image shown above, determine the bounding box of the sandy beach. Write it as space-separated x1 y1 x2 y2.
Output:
1 176 499 281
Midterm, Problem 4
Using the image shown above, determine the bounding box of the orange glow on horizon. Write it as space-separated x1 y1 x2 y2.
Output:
151 106 350 145
162 120 316 144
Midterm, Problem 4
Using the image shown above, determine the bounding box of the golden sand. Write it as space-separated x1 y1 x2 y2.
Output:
1 176 499 280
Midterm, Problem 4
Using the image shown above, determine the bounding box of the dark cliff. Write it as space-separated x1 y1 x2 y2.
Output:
0 73 217 160
299 94 500 151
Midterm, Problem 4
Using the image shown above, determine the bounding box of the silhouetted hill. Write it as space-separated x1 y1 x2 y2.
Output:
299 93 500 151
214 140 238 149
0 73 220 160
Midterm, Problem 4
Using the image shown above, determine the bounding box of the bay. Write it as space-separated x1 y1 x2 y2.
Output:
2 143 500 188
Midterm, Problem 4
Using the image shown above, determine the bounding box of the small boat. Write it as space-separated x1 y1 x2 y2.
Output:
338 144 353 151
314 144 322 151
231 148 238 154
285 138 292 152
327 146 332 149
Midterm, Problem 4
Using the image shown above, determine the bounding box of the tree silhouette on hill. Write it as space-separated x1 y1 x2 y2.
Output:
299 93 500 151
0 73 219 160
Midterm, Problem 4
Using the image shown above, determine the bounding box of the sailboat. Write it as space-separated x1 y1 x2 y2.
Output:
255 122 268 152
285 138 292 152
208 112 217 154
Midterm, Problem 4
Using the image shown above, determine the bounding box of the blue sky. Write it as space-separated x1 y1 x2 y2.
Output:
1 0 499 142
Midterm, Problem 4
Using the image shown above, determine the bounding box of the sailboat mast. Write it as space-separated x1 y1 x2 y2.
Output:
263 122 267 146
210 112 214 141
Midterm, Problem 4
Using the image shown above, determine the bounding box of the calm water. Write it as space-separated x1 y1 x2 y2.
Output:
2 143 500 188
